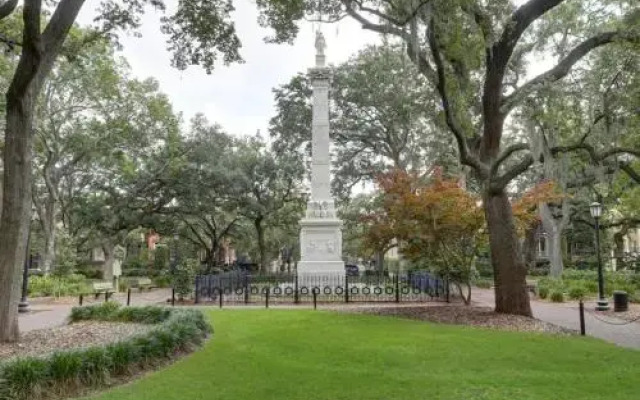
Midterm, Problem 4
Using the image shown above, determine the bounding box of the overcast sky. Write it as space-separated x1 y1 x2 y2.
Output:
77 1 379 137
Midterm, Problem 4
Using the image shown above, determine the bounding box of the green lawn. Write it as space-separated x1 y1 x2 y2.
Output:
87 310 640 400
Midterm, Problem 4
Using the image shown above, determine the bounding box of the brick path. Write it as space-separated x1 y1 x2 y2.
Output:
19 289 172 333
473 288 640 350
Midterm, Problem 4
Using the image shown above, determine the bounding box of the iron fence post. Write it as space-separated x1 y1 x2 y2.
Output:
244 274 250 304
579 300 586 336
395 275 400 303
79 294 83 306
445 277 450 303
345 274 349 303
219 288 223 309
265 287 270 309
195 276 200 304
127 288 131 306
171 288 175 307
294 273 299 304
313 288 318 310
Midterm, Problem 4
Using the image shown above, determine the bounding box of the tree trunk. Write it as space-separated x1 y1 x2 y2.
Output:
540 203 570 278
521 221 539 270
40 199 58 273
102 242 115 282
255 218 266 273
613 229 626 270
0 93 36 342
484 191 532 317
376 251 385 275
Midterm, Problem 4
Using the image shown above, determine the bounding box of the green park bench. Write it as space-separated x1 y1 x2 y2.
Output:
129 277 153 292
91 281 115 300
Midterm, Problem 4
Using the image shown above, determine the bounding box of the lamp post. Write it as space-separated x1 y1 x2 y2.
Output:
590 201 609 311
18 228 32 313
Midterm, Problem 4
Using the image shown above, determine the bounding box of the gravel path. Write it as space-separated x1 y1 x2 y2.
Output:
0 321 153 361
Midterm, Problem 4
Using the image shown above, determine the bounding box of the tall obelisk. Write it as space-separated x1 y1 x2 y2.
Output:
298 31 344 275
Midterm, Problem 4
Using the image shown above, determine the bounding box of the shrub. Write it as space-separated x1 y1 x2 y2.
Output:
474 279 492 289
0 305 211 400
153 274 172 288
568 284 587 300
28 274 90 298
584 280 599 293
172 259 198 300
550 290 565 303
537 286 550 299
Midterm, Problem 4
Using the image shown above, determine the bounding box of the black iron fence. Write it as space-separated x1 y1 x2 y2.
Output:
194 271 449 305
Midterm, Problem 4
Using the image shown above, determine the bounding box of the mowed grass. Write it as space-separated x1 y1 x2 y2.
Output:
87 310 640 400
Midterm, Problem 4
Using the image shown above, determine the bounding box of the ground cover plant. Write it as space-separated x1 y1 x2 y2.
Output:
0 303 211 400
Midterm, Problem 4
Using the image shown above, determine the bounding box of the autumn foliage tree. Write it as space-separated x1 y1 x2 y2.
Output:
364 170 485 304
364 171 563 304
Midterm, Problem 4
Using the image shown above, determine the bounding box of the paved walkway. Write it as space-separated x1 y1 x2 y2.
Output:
473 288 640 350
19 289 172 333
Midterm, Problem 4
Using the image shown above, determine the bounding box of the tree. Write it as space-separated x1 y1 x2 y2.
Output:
162 116 245 271
364 170 484 304
235 136 304 271
515 42 640 276
0 0 245 342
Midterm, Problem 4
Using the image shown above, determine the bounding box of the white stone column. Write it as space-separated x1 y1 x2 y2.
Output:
297 31 344 277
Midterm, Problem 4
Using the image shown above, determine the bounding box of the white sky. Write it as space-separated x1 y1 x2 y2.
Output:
77 0 379 137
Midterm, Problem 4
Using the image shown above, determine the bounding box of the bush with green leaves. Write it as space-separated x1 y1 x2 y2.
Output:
568 284 587 300
550 290 565 303
28 274 90 297
537 285 550 299
0 303 211 400
172 258 198 300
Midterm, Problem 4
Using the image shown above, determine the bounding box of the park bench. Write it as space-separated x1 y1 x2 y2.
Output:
91 281 115 300
129 277 153 292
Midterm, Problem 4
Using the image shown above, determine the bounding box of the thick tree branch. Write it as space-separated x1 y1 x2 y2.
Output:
502 31 640 113
493 0 565 72
0 0 17 21
491 142 530 176
620 163 640 184
491 154 534 192
428 19 487 177
551 143 640 163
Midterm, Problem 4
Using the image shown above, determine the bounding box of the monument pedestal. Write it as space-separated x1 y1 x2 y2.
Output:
298 217 344 275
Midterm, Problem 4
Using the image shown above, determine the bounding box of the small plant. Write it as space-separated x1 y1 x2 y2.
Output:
537 286 549 299
550 290 565 303
568 284 587 300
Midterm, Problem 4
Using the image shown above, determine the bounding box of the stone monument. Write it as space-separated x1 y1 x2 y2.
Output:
297 31 344 276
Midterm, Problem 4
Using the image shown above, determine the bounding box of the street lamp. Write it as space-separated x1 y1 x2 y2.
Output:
18 228 32 313
590 201 609 311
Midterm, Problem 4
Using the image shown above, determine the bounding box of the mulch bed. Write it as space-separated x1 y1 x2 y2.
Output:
339 304 574 334
0 321 153 361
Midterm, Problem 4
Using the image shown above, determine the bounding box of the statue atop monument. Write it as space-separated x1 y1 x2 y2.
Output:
315 30 326 56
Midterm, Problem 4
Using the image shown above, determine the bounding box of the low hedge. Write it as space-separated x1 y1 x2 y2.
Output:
0 303 212 400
